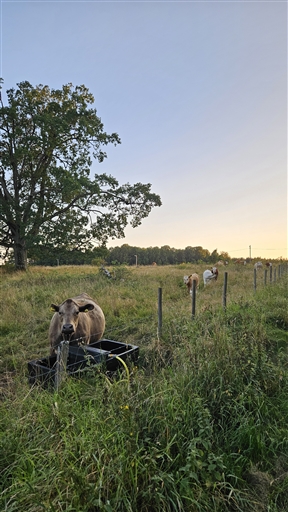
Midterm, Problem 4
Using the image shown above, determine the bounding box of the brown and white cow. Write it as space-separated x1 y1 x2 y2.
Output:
49 292 105 354
203 268 218 286
183 273 199 294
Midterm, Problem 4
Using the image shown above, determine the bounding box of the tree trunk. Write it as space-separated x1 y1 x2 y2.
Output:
14 242 28 270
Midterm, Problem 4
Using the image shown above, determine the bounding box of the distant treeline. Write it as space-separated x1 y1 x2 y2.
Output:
26 244 230 267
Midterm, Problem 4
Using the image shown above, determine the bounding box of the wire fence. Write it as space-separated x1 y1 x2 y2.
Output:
54 263 288 349
165 263 288 326
52 262 287 389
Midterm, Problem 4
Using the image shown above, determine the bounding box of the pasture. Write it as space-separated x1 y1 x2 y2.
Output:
0 263 287 511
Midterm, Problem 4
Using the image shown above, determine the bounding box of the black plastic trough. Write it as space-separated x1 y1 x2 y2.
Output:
28 339 139 386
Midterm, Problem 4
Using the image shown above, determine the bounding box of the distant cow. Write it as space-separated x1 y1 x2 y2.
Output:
101 265 112 278
211 267 219 280
235 259 247 265
265 262 272 267
49 292 105 354
216 261 224 266
254 261 263 270
183 273 199 295
203 268 218 286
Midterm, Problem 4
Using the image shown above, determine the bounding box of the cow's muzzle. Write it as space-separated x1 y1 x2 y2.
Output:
62 324 74 335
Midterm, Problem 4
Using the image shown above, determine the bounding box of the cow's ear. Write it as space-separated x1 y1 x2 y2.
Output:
79 303 94 312
50 304 59 312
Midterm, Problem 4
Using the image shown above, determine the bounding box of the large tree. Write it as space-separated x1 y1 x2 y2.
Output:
0 80 161 269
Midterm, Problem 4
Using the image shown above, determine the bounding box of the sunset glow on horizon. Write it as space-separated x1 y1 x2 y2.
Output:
2 1 287 260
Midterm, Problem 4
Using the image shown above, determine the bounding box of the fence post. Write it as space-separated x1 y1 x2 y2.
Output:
158 287 162 337
264 269 267 286
274 268 277 283
55 340 69 391
278 265 281 279
270 265 273 283
254 268 257 292
223 271 228 310
191 279 196 318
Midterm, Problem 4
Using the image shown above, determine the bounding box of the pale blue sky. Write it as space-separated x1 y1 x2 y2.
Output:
1 0 287 258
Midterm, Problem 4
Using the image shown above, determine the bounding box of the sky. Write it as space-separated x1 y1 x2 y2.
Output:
1 0 287 259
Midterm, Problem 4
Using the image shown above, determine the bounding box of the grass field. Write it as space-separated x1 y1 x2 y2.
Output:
0 262 287 511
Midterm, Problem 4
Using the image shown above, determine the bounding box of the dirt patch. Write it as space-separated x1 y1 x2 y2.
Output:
245 459 288 512
246 469 271 510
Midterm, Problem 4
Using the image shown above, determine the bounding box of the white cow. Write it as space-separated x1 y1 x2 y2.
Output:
203 268 217 286
254 261 263 270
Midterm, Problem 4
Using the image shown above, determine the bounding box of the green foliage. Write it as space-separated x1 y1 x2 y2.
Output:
0 265 287 511
106 244 225 266
24 243 230 267
0 81 161 270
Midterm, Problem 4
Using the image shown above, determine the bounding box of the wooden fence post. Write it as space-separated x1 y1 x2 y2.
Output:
274 268 277 283
264 269 267 286
55 340 69 391
223 271 228 310
278 265 281 279
191 279 196 318
158 287 162 337
270 265 273 283
254 268 257 292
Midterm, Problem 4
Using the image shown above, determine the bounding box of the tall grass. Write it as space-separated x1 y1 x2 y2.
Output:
0 264 287 511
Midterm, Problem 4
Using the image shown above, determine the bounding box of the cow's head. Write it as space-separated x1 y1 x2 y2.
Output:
50 299 94 339
211 267 218 280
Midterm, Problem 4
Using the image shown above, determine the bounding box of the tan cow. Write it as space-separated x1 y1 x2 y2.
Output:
49 292 105 354
183 273 199 295
235 259 247 265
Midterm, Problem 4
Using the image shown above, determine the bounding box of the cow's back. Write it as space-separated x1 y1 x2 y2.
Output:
73 293 105 342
